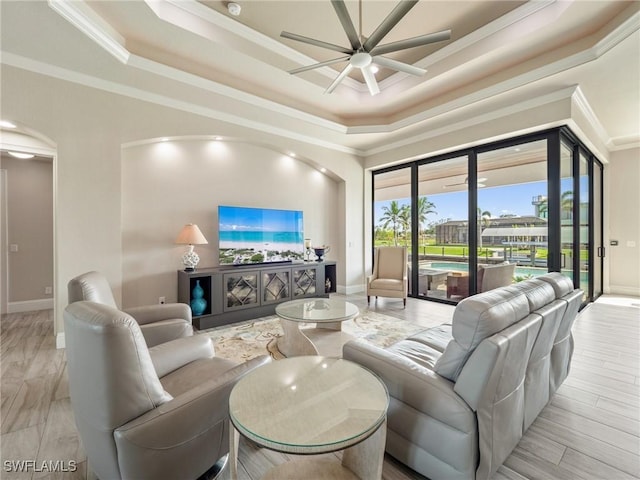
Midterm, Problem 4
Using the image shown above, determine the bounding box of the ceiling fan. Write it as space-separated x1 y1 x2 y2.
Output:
444 176 488 188
280 0 451 95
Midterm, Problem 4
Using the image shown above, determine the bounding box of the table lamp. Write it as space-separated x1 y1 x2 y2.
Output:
175 223 208 271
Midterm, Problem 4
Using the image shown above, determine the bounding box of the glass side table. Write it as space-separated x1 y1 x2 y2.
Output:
229 356 389 480
275 298 360 357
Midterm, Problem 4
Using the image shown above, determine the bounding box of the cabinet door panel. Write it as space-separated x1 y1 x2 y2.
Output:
293 268 317 297
263 270 291 303
224 272 259 311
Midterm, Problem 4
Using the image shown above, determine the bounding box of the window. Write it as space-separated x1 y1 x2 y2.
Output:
371 127 602 305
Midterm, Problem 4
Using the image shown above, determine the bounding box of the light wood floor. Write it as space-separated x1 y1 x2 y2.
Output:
1 293 638 480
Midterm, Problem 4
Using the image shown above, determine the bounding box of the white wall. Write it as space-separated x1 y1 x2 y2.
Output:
606 148 640 295
0 65 365 336
121 139 339 307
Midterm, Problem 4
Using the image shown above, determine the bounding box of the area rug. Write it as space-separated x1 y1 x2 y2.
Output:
202 310 427 363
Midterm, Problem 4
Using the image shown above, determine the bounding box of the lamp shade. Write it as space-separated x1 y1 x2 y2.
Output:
175 224 208 245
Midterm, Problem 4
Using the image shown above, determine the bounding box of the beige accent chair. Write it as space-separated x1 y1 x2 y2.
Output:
446 262 516 299
64 301 271 480
367 246 408 307
68 271 193 347
344 273 582 480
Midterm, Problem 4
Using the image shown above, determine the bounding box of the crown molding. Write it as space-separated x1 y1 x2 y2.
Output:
365 86 578 158
9 4 639 158
128 55 348 134
47 0 130 64
378 0 556 91
607 135 640 151
571 85 611 149
0 52 363 156
348 11 640 136
144 0 363 91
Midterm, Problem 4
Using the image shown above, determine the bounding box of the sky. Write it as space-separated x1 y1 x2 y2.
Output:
375 181 548 226
219 206 303 232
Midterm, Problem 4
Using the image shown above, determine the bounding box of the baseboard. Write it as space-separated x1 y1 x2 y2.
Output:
7 298 54 313
606 285 640 297
337 284 365 295
56 332 66 349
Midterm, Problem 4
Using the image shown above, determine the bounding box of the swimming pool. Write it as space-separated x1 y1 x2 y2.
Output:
427 261 587 284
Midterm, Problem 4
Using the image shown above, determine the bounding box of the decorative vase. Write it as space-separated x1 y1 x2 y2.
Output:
190 280 207 316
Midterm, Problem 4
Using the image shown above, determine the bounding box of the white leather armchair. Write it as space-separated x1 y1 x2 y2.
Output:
367 246 408 307
68 271 193 347
64 301 271 480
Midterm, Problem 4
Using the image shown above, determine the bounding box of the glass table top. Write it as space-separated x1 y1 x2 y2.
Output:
275 298 360 324
229 356 389 454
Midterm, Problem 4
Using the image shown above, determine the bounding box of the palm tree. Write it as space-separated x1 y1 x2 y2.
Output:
399 205 411 246
536 191 573 220
379 200 404 246
477 208 492 248
417 196 437 250
561 190 573 219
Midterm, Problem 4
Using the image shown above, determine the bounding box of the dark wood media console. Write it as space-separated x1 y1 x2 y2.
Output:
178 261 337 330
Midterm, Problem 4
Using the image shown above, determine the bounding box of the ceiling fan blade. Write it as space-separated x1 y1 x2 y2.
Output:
325 63 353 94
370 29 451 56
289 56 350 75
373 56 426 76
331 0 361 51
281 31 352 54
362 67 380 96
363 0 419 52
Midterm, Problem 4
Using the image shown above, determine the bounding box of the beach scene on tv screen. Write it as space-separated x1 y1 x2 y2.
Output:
219 206 305 265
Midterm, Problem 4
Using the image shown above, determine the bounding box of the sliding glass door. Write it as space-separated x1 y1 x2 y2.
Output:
416 156 469 300
373 166 413 291
593 160 604 299
371 126 603 305
477 139 549 282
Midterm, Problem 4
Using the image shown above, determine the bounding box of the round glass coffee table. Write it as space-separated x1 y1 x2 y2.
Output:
228 356 389 480
275 298 360 357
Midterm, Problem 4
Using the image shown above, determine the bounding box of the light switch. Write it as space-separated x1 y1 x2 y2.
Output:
9 244 18 252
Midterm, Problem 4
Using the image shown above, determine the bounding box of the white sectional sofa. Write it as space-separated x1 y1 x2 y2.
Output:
343 272 582 480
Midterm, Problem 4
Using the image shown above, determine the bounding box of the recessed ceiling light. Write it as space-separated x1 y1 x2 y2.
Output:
0 120 17 129
320 167 327 173
370 65 379 74
8 151 35 159
289 153 296 158
215 136 223 141
160 138 169 142
514 147 521 152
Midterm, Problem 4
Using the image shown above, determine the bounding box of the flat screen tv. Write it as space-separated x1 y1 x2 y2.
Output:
218 205 304 265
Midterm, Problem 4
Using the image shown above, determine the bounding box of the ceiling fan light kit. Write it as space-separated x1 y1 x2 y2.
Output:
281 0 451 96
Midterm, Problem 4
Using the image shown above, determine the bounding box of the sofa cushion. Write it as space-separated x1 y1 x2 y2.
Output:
387 340 442 370
434 288 530 381
370 278 404 291
505 278 555 311
406 325 452 353
537 272 575 297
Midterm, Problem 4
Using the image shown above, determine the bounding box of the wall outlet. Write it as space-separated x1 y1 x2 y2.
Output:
45 286 53 295
159 296 166 304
